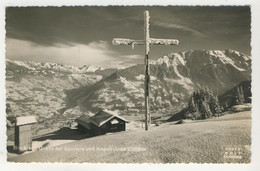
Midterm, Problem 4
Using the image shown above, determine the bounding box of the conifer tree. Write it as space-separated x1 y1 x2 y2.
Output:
236 87 240 105
214 95 222 117
183 88 222 120
200 100 212 119
239 86 245 104
236 86 245 105
188 96 197 113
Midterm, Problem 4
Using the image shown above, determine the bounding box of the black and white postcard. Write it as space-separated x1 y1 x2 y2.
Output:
1 0 260 171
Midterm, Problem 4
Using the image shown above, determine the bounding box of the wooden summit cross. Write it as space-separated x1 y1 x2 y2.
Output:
112 11 179 131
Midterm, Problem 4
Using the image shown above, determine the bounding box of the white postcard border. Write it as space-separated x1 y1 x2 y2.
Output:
0 0 259 171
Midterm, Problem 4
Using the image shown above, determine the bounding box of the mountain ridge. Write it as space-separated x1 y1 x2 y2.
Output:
65 49 251 115
6 49 251 130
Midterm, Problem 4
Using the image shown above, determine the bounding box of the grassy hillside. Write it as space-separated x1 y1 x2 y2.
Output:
8 111 251 163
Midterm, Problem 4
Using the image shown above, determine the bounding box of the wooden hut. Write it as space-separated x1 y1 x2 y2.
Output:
14 116 37 152
75 109 128 135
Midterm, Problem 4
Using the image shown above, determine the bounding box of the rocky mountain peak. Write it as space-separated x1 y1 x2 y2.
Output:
6 49 251 127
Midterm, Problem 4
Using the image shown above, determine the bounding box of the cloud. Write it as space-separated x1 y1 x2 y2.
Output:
6 38 143 69
152 21 207 38
101 53 143 69
122 55 141 60
88 41 110 49
5 6 250 56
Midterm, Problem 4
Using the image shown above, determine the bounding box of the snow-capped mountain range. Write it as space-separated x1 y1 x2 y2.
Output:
6 59 104 75
6 49 251 130
6 60 113 130
66 49 251 114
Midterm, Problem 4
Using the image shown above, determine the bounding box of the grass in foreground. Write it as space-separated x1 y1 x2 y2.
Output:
8 111 251 163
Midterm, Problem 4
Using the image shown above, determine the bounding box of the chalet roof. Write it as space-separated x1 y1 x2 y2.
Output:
16 116 37 126
92 109 129 127
75 109 128 128
75 115 93 129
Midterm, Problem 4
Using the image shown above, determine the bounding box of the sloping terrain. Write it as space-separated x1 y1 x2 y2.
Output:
66 49 251 114
219 80 252 107
8 111 251 163
5 60 114 131
6 49 251 133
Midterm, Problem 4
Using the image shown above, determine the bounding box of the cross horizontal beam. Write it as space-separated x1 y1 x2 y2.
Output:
112 38 179 46
149 38 179 45
112 38 144 46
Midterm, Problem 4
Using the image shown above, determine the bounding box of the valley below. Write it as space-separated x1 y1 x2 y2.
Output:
5 49 252 163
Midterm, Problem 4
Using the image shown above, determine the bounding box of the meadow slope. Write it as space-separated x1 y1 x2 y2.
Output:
8 111 251 163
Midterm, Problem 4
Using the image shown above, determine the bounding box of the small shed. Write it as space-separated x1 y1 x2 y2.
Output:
75 109 128 135
14 116 37 152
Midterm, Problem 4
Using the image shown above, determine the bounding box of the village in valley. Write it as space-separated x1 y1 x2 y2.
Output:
5 6 252 163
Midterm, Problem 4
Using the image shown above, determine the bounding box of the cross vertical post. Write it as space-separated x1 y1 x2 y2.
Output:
112 10 179 131
144 11 150 130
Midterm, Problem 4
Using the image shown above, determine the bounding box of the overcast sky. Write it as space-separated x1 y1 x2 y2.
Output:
5 6 251 68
